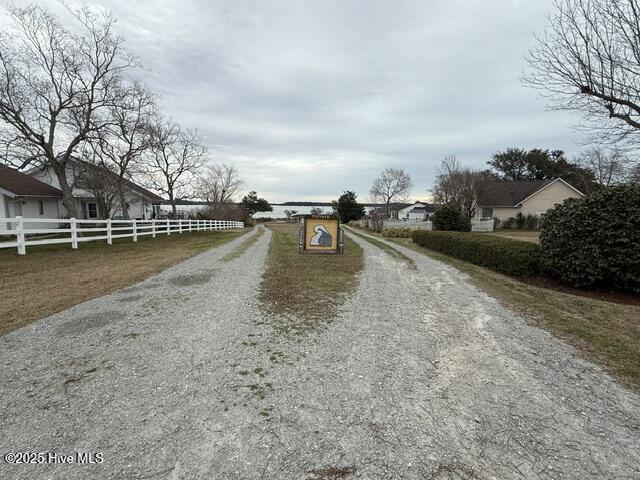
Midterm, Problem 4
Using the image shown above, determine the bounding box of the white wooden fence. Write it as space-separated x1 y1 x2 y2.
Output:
0 217 244 255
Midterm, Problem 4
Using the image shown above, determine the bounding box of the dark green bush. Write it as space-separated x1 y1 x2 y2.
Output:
432 204 471 231
515 213 526 229
540 185 640 292
412 230 541 276
524 214 538 230
502 217 515 229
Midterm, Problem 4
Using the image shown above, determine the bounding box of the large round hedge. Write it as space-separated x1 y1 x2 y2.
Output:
432 204 471 231
540 185 640 292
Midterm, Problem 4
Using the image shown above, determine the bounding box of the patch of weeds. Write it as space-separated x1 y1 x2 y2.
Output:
122 332 141 339
242 340 258 347
259 405 275 418
307 466 356 480
221 228 266 262
246 382 273 400
254 367 267 378
269 351 286 364
238 370 250 376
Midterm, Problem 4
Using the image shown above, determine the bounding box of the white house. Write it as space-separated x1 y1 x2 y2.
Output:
394 202 441 220
28 157 163 220
0 165 63 230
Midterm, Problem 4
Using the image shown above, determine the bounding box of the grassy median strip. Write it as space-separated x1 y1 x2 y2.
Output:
382 234 640 391
259 223 363 333
346 227 416 270
0 228 248 336
221 227 265 262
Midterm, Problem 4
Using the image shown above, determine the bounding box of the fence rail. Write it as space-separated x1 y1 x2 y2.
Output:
0 217 244 255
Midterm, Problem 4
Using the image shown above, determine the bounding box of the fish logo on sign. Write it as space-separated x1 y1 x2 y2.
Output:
310 224 332 246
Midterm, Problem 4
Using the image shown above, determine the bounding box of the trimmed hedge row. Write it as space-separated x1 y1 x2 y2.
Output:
412 230 541 277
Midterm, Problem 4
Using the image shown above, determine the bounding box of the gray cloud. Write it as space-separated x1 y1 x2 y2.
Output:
11 0 584 202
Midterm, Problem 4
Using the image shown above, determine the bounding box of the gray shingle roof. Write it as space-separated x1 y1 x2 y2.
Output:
477 180 555 207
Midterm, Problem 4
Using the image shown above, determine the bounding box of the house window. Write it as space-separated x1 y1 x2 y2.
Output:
38 201 44 215
481 207 493 218
87 202 98 219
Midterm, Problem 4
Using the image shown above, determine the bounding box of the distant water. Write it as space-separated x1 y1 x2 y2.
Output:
168 203 374 219
254 205 376 219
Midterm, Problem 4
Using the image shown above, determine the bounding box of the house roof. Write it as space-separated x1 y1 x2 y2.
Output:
0 165 63 197
72 159 164 203
26 156 164 203
403 202 442 212
477 179 558 207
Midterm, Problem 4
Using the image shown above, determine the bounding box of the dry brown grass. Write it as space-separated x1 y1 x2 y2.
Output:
260 223 363 333
0 229 247 335
485 230 540 243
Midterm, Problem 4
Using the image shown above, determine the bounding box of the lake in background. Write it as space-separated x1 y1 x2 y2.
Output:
167 204 375 219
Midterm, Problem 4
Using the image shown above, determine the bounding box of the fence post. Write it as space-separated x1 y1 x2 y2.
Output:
107 219 112 245
70 217 78 250
132 219 137 242
179 219 182 234
16 216 26 255
152 219 156 238
167 219 170 235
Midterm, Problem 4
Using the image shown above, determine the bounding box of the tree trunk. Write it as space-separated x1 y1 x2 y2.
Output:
169 192 176 218
53 162 78 218
118 183 130 219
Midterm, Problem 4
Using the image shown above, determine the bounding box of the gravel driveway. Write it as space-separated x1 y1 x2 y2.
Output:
1 226 639 479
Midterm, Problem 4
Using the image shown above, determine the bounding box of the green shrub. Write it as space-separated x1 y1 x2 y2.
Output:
524 214 538 230
432 204 471 231
412 230 541 276
382 227 413 238
540 185 640 292
515 212 526 229
502 217 515 229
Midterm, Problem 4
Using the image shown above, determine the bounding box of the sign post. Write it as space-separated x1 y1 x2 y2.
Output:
299 214 344 255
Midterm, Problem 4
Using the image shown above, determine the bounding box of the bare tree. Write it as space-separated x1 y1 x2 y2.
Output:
144 116 206 217
90 82 156 219
369 167 412 218
576 146 635 186
75 159 120 220
523 0 640 144
195 164 243 212
0 4 136 217
432 156 487 220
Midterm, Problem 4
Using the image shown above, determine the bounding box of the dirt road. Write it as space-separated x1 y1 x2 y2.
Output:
1 227 638 479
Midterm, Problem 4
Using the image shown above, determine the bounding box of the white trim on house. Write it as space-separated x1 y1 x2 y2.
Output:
515 178 584 206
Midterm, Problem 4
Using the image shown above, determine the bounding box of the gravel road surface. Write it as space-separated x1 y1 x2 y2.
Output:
1 226 639 479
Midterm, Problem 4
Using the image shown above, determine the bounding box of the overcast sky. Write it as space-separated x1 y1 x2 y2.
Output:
11 0 584 203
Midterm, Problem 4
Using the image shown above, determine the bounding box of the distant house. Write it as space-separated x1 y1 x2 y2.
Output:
0 165 63 229
474 178 584 222
27 157 163 220
394 202 441 220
